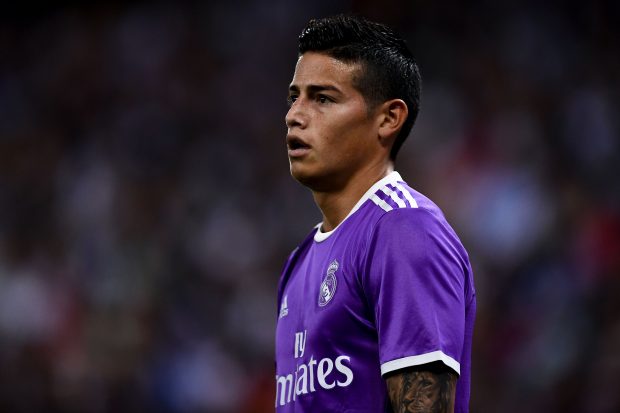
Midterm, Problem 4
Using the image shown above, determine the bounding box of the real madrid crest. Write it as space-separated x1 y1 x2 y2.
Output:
318 260 339 307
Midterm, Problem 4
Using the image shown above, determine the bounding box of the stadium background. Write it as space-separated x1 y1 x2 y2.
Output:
0 1 618 412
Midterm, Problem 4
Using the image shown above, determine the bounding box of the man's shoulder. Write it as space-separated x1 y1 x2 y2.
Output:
307 173 450 245
362 177 448 230
363 178 468 261
365 177 421 214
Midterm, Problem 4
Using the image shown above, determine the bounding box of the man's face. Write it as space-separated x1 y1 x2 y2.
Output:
285 52 381 192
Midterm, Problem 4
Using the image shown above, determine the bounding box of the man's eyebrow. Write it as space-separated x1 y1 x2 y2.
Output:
288 84 343 94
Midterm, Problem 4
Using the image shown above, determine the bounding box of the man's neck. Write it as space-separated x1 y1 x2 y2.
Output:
313 163 394 232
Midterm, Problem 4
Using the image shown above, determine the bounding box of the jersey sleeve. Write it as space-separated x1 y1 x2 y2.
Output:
361 208 469 377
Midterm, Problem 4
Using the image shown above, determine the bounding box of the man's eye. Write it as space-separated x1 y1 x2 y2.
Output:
317 95 332 104
287 95 298 106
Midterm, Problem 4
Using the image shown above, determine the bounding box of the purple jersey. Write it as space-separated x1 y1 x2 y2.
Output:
275 172 476 412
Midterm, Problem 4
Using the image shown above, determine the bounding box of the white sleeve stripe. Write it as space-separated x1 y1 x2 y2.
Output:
395 182 418 208
371 194 393 212
379 186 407 208
380 350 460 376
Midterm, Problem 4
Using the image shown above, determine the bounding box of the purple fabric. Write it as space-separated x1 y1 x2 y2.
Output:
275 175 476 412
374 187 401 210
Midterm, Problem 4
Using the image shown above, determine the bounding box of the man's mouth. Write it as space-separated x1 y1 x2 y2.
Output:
287 136 311 157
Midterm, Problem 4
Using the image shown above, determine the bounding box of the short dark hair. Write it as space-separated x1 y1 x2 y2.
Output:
298 14 421 161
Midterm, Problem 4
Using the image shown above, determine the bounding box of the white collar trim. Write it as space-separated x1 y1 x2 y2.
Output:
314 171 403 242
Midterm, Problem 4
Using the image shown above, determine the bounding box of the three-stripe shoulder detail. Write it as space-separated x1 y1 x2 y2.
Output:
370 182 418 212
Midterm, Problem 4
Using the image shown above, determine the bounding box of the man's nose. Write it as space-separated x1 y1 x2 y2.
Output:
285 99 307 129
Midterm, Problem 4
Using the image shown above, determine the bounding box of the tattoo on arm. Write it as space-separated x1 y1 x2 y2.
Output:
385 362 457 413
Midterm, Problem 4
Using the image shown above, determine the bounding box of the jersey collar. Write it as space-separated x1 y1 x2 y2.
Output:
314 171 403 242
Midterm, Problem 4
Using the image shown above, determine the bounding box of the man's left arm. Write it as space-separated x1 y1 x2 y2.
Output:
385 362 457 413
362 209 471 412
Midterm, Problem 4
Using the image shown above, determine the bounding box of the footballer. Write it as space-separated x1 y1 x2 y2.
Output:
275 15 476 413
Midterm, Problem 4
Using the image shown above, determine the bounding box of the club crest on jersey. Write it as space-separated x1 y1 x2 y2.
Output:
318 260 338 307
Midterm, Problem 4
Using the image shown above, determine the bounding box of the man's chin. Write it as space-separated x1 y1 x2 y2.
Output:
290 164 322 189
289 165 314 187
290 165 343 193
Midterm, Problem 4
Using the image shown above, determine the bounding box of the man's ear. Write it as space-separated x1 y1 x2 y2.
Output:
377 99 408 147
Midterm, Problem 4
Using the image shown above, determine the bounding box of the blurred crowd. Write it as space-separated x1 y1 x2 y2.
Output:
0 1 618 412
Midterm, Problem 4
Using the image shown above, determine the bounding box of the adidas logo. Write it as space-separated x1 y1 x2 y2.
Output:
279 295 289 319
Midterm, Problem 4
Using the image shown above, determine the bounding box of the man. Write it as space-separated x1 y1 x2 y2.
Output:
275 15 476 413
